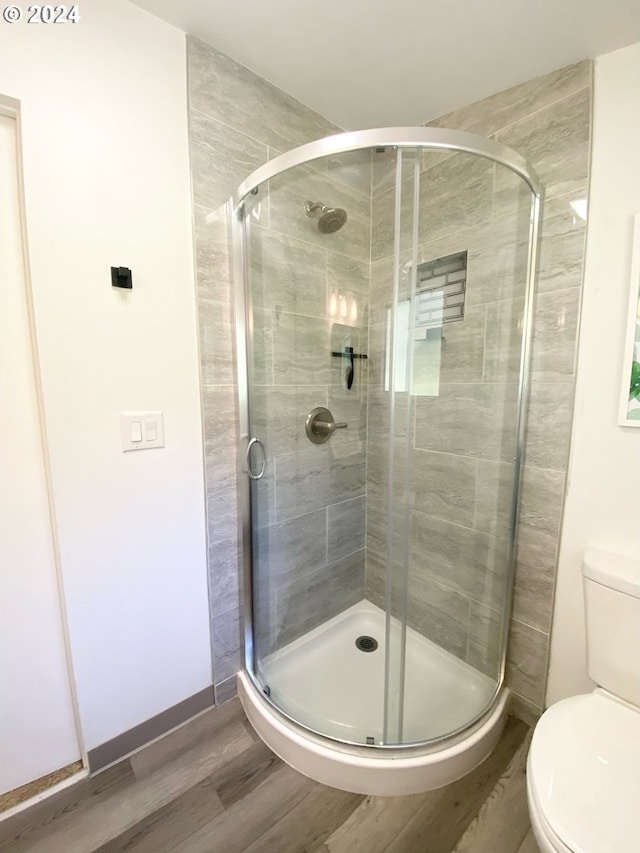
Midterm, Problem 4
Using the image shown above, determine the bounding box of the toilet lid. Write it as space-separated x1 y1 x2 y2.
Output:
529 693 640 853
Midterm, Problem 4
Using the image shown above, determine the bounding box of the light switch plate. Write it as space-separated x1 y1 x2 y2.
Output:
120 412 164 452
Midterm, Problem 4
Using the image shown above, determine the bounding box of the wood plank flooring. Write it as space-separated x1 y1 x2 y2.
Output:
0 699 540 853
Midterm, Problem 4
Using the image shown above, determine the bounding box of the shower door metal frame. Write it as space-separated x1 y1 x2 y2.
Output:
231 127 542 750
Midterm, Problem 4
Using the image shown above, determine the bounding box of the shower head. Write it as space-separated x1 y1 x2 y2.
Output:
304 200 347 233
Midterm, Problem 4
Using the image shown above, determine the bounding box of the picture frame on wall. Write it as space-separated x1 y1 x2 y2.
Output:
619 212 640 427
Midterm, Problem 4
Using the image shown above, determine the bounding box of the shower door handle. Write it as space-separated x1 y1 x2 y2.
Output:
246 437 266 480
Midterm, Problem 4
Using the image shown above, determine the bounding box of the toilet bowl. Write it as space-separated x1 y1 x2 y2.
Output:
527 549 640 853
527 691 640 852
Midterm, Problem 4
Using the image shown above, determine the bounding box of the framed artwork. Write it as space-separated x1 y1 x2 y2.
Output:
619 213 640 427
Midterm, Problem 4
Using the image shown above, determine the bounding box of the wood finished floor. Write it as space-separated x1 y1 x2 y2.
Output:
0 699 540 853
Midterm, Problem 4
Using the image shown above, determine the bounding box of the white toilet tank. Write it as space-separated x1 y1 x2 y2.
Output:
583 548 640 707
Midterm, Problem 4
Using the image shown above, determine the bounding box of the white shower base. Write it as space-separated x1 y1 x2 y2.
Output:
239 600 509 795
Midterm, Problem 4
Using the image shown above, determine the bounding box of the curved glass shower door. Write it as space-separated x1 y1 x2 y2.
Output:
236 133 538 747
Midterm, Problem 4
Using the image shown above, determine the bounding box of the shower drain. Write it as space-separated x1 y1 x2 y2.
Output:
355 635 378 652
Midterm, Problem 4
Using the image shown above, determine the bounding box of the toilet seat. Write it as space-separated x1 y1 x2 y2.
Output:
527 766 572 853
528 691 640 853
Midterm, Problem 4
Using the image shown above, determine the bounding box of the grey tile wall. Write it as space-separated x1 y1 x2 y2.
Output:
364 60 592 717
419 60 592 713
187 36 367 697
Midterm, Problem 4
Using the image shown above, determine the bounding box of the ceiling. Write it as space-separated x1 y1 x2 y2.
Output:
129 0 640 129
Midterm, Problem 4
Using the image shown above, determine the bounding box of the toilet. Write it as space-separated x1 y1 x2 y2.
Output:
527 548 640 852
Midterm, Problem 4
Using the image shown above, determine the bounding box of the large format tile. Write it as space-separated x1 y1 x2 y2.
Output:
275 443 366 521
190 109 268 211
408 448 477 528
513 467 565 633
202 385 239 458
506 618 549 707
269 163 371 262
495 87 591 203
272 312 333 386
248 226 327 318
194 204 232 305
366 430 411 505
250 385 327 459
414 382 519 462
406 572 471 661
371 175 414 263
474 459 517 537
365 499 407 566
199 297 235 386
326 148 373 196
438 305 486 385
202 385 239 542
414 215 530 314
529 287 581 383
465 217 530 309
482 297 525 384
509 692 543 729
206 475 239 544
247 307 275 386
211 605 242 684
417 153 494 248
523 380 574 471
410 510 496 603
257 509 327 584
371 145 398 195
371 147 487 264
208 535 241 619
187 37 340 151
327 382 368 444
214 675 238 705
365 322 388 390
369 255 398 327
466 600 503 679
424 61 591 136
536 192 588 295
274 550 365 647
327 251 371 327
251 463 276 531
328 496 366 563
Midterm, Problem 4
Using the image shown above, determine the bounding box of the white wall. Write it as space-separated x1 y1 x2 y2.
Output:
0 1 211 750
547 41 640 705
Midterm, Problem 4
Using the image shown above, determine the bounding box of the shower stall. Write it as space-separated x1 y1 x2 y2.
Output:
230 128 540 794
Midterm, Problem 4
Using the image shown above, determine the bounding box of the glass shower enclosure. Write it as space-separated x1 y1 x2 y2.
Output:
233 128 540 751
